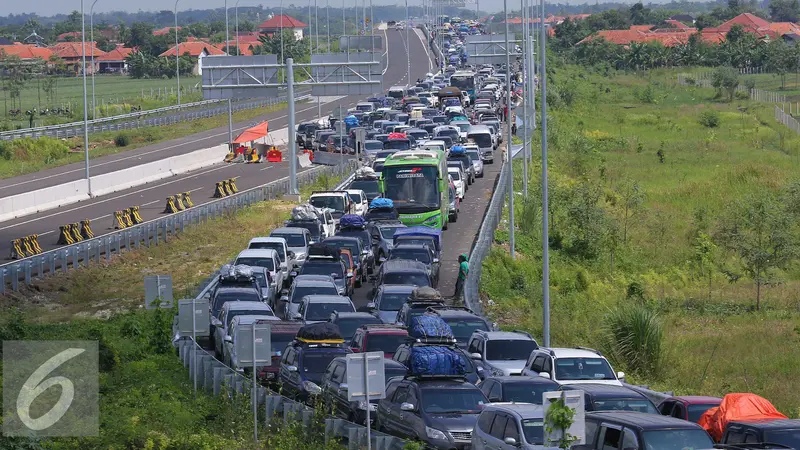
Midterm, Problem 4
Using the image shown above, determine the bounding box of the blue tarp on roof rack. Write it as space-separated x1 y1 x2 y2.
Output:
450 145 465 155
411 315 454 340
393 226 442 251
339 214 366 229
409 345 467 376
370 198 394 209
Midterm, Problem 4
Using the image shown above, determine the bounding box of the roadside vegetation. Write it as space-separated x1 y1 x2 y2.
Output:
481 62 800 416
0 98 292 179
0 172 345 448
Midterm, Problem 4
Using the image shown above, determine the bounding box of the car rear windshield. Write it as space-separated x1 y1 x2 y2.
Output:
248 242 286 261
379 226 405 240
592 399 658 414
288 222 321 240
271 334 294 356
383 273 430 287
421 388 486 414
764 430 800 447
302 352 342 373
390 248 432 264
522 419 544 445
290 285 338 303
299 262 343 279
443 318 489 342
213 290 262 315
503 383 557 405
486 340 538 361
468 134 492 148
641 429 714 450
306 302 355 321
236 257 275 271
310 196 345 213
226 310 272 329
348 192 363 204
687 404 718 423
555 357 616 381
349 180 379 197
336 317 382 340
365 334 407 353
272 233 307 248
378 292 412 311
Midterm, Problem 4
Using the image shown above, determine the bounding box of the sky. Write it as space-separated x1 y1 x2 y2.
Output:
8 0 646 17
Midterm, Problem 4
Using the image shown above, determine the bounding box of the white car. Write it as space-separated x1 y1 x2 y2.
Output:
463 144 484 178
234 249 285 301
521 347 625 386
248 236 295 278
213 302 276 359
447 166 465 200
420 140 447 153
345 189 368 216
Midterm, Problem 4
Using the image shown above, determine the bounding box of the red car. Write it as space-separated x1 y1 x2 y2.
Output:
349 324 409 359
257 322 303 386
658 395 723 423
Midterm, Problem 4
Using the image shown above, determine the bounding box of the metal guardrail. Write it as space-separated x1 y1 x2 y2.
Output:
0 159 357 293
0 89 312 141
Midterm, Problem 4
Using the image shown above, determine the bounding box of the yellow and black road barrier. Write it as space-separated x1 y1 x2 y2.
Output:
81 219 95 239
213 177 240 198
213 182 227 198
174 193 186 211
223 180 233 196
57 225 75 245
10 234 43 259
122 209 134 227
129 206 143 224
113 210 127 229
182 192 194 208
69 223 83 242
228 177 239 193
163 196 180 214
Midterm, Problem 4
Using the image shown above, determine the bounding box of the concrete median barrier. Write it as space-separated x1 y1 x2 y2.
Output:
0 179 89 224
312 151 356 166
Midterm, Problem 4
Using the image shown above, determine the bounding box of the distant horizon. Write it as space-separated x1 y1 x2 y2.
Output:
5 0 696 18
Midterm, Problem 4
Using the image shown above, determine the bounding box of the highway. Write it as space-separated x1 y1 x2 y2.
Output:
0 28 434 260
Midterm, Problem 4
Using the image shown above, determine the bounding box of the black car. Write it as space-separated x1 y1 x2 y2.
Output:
479 376 561 404
328 311 383 342
560 384 660 414
376 376 488 449
321 356 408 425
721 419 800 448
333 230 375 274
372 260 432 296
574 411 714 450
448 154 475 184
387 243 440 287
395 297 446 327
279 340 352 403
392 342 485 386
323 236 369 285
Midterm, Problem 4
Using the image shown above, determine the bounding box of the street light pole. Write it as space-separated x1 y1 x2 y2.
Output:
225 0 230 54
81 0 92 196
174 0 181 106
504 0 514 260
89 0 99 120
235 0 241 51
540 0 550 347
405 0 410 84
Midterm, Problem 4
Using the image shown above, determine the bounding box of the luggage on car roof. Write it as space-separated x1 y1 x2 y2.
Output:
291 204 320 221
369 198 394 210
409 345 466 376
339 214 366 229
410 286 444 302
410 314 454 340
296 322 344 343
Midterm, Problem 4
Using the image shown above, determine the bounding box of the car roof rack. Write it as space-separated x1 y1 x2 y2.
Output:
360 323 407 331
293 338 346 348
576 346 603 356
404 374 468 381
426 305 475 314
405 336 458 346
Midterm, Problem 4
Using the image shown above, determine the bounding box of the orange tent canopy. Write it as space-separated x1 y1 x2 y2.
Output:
232 121 269 144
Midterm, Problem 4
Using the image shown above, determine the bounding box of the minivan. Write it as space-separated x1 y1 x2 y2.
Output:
467 125 494 163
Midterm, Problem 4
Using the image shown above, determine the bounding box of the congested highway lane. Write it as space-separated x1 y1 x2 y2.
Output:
0 28 434 261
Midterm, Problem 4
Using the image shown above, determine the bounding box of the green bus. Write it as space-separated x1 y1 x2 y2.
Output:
379 149 450 230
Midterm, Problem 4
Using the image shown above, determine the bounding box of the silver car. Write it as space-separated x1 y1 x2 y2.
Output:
472 403 559 450
465 146 484 178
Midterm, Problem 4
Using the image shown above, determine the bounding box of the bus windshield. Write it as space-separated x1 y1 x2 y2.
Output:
383 166 440 213
450 75 475 91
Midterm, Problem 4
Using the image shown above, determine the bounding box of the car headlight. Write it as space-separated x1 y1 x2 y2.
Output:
302 380 322 395
357 400 377 411
426 427 448 440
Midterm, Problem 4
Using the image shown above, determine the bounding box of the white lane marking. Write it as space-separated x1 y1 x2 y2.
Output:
259 165 275 171
141 200 161 207
0 165 230 232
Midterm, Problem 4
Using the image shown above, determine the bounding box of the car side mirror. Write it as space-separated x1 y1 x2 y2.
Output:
433 258 440 264
379 257 387 264
503 437 518 446
400 402 415 412
366 302 377 310
286 365 298 372
289 271 298 277
280 262 287 270
489 395 502 402
290 312 302 320
211 317 222 327
346 272 354 279
338 383 348 391
224 335 233 343
470 352 482 360
280 295 289 303
617 371 626 380
371 234 380 240
538 372 551 379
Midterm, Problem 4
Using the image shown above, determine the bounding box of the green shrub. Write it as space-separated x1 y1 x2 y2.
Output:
735 90 749 100
699 109 720 128
114 133 131 147
0 137 69 163
602 303 664 378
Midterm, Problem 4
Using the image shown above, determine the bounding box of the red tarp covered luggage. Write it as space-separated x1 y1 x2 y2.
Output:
698 393 788 442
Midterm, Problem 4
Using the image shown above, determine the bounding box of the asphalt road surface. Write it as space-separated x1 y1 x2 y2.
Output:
0 29 434 261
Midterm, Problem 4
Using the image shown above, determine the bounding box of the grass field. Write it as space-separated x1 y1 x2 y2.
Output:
481 64 800 416
1 75 203 128
0 173 346 449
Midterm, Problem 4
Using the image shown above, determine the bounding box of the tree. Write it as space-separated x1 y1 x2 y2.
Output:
256 31 310 63
711 66 739 101
765 40 796 89
694 14 721 31
769 0 800 22
716 192 797 310
613 179 645 245
725 24 746 45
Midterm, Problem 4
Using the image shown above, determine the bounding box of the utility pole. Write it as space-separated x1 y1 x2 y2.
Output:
81 0 93 197
504 0 514 259
540 0 550 347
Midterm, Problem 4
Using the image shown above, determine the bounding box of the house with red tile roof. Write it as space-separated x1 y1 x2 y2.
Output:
258 14 307 40
50 41 106 73
159 41 225 75
96 44 133 73
0 44 54 62
223 40 259 56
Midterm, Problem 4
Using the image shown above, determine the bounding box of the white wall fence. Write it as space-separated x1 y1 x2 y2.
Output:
677 72 789 104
